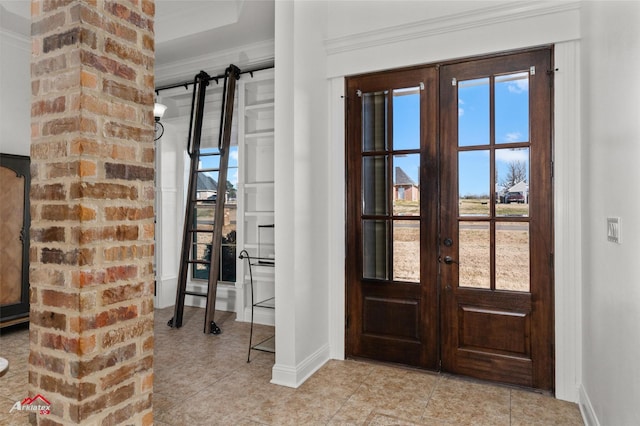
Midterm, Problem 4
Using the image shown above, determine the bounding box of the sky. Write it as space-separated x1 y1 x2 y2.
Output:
392 72 531 198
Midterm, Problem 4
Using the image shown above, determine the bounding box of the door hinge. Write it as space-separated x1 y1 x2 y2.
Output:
420 82 425 91
451 77 457 87
530 66 536 76
356 89 362 98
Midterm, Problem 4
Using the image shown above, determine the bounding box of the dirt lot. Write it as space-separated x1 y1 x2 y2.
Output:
391 200 529 291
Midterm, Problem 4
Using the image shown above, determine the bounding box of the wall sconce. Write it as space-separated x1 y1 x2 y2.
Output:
154 102 167 141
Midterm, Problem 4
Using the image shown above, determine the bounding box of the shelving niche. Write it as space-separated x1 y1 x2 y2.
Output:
238 68 275 348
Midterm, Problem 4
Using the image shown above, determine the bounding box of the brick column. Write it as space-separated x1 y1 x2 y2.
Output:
29 1 155 424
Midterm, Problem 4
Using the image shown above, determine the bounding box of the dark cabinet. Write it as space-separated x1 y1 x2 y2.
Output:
0 154 30 327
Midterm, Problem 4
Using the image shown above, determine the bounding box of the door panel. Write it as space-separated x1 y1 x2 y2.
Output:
345 48 553 391
346 67 439 369
440 49 553 390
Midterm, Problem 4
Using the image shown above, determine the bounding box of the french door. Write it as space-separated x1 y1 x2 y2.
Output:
345 48 554 390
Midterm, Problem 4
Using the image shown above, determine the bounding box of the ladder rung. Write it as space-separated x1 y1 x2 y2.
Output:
188 228 214 233
184 291 208 297
197 168 219 173
187 260 211 265
198 152 220 157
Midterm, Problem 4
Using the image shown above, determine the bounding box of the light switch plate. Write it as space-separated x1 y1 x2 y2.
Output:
607 217 621 244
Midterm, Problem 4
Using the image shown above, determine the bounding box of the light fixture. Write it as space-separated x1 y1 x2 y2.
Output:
154 102 167 141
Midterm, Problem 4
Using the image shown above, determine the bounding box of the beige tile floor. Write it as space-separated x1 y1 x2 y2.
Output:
0 306 583 425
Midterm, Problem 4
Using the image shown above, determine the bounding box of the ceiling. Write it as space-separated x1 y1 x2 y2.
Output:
0 0 274 69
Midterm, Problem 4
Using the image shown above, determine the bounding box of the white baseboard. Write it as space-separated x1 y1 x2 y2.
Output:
579 384 600 426
239 306 275 326
271 343 330 388
183 282 238 313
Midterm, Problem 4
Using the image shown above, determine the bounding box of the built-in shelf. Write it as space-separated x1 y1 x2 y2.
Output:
239 69 275 362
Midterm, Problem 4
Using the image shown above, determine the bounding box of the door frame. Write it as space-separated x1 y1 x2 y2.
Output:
342 46 555 391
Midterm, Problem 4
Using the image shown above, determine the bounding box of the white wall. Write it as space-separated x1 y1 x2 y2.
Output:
320 0 583 402
272 0 331 387
0 5 30 156
580 2 640 425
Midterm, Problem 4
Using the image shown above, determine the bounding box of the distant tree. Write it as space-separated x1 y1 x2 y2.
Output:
501 160 527 189
226 180 237 199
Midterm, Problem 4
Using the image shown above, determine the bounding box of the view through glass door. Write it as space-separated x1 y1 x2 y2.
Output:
346 48 554 390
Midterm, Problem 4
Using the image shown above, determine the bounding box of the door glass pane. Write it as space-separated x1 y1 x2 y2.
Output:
362 91 388 152
363 220 388 280
393 87 420 150
495 72 529 144
496 147 529 217
362 156 388 215
393 153 420 216
458 78 489 147
459 150 490 216
496 222 530 292
393 220 419 282
459 221 490 289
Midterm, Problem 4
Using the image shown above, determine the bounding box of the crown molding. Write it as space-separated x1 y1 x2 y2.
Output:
324 1 580 55
155 39 275 87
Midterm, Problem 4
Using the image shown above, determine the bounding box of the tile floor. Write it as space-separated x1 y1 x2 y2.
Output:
0 306 583 425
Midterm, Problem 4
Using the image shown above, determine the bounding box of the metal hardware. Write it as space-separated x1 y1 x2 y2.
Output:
443 237 453 247
420 82 425 90
530 66 536 76
443 256 456 265
356 89 362 97
452 77 457 87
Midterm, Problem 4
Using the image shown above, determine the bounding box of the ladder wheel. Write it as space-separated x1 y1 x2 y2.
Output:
167 318 174 328
209 321 221 335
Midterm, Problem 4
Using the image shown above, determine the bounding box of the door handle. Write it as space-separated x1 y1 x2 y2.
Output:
440 255 457 265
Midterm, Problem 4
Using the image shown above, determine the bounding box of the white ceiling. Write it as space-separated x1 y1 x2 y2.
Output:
0 0 274 69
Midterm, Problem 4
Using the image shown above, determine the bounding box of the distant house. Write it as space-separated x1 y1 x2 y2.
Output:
197 173 217 202
508 181 529 203
393 167 419 202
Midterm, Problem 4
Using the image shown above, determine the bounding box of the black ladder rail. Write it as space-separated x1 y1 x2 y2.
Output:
203 64 241 335
169 65 241 335
171 70 210 329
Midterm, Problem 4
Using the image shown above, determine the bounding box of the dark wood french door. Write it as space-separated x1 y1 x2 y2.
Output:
345 48 554 390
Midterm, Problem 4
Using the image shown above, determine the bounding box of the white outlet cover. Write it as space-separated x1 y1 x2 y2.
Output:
607 217 621 244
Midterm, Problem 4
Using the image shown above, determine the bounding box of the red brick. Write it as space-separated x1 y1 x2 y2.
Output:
30 267 66 287
70 182 138 200
80 70 98 89
43 117 80 136
31 53 67 77
31 140 68 160
29 352 66 375
69 344 136 379
103 79 152 105
41 289 79 310
41 247 94 266
31 184 67 201
105 1 152 31
41 204 96 221
100 355 152 390
81 50 136 81
105 206 154 221
80 305 138 331
32 96 65 116
101 282 144 306
41 374 96 400
105 265 138 282
102 317 153 349
105 162 154 181
31 310 67 331
31 11 66 36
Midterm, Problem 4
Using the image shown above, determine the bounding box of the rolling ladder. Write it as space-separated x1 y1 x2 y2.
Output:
168 65 241 334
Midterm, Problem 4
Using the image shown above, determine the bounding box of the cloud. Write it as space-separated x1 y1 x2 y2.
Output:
504 132 522 142
508 79 529 94
496 148 529 163
458 107 464 117
230 150 239 162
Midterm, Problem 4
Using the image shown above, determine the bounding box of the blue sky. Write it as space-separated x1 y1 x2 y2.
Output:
458 73 530 197
391 73 530 196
